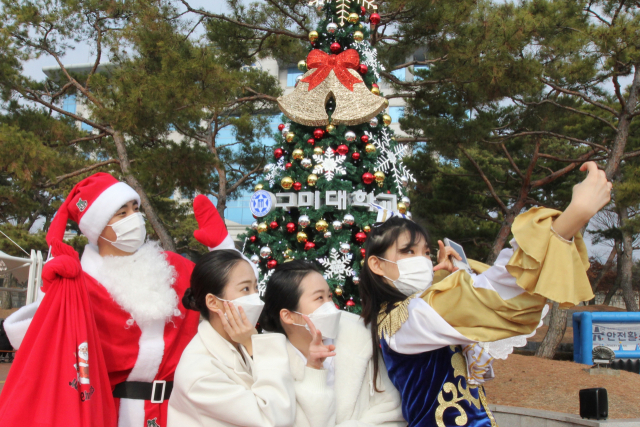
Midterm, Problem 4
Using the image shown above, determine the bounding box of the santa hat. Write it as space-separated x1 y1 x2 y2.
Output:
47 173 141 248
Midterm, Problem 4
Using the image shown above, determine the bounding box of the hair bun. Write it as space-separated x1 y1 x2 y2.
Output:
182 288 199 311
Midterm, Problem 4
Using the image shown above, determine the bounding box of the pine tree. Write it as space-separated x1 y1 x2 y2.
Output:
242 0 413 313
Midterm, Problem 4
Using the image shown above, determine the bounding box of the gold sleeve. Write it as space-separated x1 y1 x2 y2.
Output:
506 207 592 308
421 207 592 342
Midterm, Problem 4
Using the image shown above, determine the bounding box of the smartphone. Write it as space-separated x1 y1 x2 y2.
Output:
443 238 472 273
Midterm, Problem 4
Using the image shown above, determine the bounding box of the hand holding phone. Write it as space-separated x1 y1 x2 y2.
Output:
440 238 472 273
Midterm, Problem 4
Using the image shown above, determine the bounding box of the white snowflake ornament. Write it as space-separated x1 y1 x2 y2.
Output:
313 147 346 181
366 128 415 192
265 158 286 186
318 248 354 281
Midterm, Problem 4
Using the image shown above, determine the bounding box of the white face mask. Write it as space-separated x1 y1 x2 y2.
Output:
219 293 265 327
293 301 342 339
100 212 146 253
378 256 434 297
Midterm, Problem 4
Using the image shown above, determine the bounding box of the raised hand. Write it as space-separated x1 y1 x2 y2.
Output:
552 161 613 240
193 195 229 248
433 240 461 273
303 315 336 370
212 301 258 355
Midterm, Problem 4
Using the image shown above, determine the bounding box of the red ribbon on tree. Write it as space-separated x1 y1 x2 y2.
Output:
301 49 362 91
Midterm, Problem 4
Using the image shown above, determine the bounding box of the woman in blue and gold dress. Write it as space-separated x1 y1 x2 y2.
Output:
358 162 612 427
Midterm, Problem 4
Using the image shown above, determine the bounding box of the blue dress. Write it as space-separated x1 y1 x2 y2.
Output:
380 339 497 427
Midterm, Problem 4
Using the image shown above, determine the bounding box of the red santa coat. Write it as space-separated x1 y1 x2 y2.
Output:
80 245 199 427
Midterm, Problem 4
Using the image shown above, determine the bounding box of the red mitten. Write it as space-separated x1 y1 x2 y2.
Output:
193 195 229 248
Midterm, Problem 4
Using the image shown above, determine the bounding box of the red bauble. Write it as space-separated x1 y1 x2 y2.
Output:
358 64 368 74
372 83 379 88
304 241 316 251
360 135 369 143
360 6 367 15
278 123 285 131
330 42 342 53
267 259 278 269
286 222 296 233
250 235 257 243
355 232 367 244
360 248 366 257
313 128 324 139
293 181 302 191
336 144 349 155
369 13 381 25
362 172 374 184
387 190 391 194
274 148 284 159
346 298 356 307
270 221 279 230
351 152 361 161
307 138 315 145
285 162 292 169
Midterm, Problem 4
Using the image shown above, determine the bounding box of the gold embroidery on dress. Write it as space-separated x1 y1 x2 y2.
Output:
377 297 412 339
479 386 498 427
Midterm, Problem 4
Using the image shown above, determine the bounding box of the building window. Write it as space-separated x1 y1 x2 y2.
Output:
390 68 405 82
287 67 303 87
388 106 404 123
62 95 77 114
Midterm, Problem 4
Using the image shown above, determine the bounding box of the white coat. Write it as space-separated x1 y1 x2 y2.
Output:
290 312 407 427
167 321 296 427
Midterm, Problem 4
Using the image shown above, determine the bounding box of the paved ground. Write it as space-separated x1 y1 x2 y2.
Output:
484 354 640 419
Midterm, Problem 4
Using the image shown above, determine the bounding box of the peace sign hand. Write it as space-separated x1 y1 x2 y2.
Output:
303 315 336 370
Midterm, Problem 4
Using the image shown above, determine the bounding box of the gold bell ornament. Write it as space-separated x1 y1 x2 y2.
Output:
309 31 319 42
297 231 308 243
254 183 263 191
365 143 376 154
382 114 392 126
292 149 304 160
257 222 268 233
397 202 407 214
315 219 329 232
313 146 324 156
285 131 295 143
307 173 319 186
281 176 294 189
374 171 385 187
277 49 386 126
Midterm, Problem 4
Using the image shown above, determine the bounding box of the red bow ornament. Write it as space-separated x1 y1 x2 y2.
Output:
302 49 362 92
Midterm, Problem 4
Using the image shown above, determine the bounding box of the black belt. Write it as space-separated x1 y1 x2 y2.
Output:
113 381 173 403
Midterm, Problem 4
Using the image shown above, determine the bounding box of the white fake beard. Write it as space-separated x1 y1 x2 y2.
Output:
93 241 179 324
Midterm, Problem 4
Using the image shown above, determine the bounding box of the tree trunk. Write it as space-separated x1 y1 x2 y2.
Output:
215 165 228 221
603 256 622 306
604 65 640 181
0 290 11 310
617 205 638 311
112 131 176 252
535 302 568 359
588 245 618 305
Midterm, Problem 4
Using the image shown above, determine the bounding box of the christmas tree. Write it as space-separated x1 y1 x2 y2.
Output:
243 0 414 313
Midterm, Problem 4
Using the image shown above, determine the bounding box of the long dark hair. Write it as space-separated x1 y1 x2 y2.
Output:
182 249 248 320
259 260 321 335
359 216 431 391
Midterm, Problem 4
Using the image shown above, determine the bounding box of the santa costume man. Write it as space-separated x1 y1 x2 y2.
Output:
0 172 243 427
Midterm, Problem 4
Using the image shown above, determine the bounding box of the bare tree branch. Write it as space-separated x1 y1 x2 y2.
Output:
458 144 508 213
42 159 120 188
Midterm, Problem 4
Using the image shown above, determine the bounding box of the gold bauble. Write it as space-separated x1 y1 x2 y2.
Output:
284 258 294 263
257 222 268 233
254 183 263 191
297 60 307 71
374 171 385 187
281 176 294 189
335 286 343 296
309 31 319 42
348 12 359 23
326 124 335 133
307 173 318 186
284 248 293 259
297 231 308 243
359 23 364 29
353 31 364 42
371 87 380 95
292 148 304 160
365 143 376 154
397 202 407 214
360 259 365 267
363 225 371 233
285 131 295 143
313 146 324 156
315 219 329 232
382 114 392 126
384 99 389 106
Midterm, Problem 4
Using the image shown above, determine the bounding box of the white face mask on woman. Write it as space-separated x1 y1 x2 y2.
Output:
378 256 434 297
100 212 146 253
219 293 265 326
293 301 342 339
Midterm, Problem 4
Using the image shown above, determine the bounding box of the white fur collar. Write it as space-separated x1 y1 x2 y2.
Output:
81 242 179 324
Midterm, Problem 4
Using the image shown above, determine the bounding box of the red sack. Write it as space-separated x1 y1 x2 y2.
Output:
0 242 116 427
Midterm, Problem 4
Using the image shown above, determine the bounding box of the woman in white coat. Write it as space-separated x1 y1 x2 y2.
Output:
168 250 295 427
259 260 406 427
